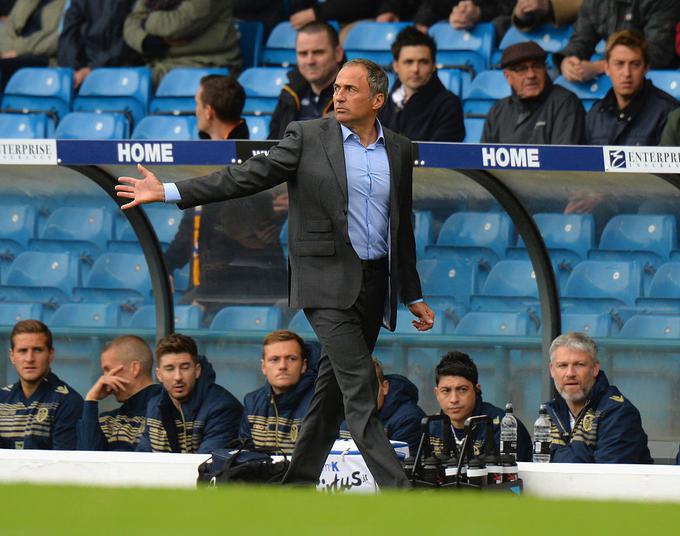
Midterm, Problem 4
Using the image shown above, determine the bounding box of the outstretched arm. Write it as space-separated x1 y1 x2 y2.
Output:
116 164 167 210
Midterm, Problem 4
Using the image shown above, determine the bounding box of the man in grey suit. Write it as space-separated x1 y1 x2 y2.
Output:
117 58 435 489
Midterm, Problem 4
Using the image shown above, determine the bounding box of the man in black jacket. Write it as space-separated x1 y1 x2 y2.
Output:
585 30 678 146
380 26 464 142
482 41 585 144
268 21 343 140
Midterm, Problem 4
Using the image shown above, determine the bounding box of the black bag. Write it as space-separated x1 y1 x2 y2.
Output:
197 440 290 486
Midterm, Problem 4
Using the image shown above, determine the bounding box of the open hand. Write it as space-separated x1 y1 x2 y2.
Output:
408 301 435 331
116 163 166 210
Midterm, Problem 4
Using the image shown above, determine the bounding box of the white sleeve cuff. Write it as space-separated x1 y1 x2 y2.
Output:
163 182 181 203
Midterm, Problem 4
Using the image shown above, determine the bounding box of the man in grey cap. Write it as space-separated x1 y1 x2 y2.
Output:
481 41 585 145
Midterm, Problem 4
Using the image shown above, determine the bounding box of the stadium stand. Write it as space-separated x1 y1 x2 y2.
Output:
429 22 495 75
554 74 612 111
462 70 511 116
131 115 198 140
55 111 129 139
239 67 289 115
344 22 410 67
149 67 229 115
0 113 48 138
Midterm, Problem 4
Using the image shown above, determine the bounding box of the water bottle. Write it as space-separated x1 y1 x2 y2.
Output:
532 404 552 463
500 402 518 461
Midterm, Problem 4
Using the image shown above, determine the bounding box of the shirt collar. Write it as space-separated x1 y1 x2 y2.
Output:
340 120 385 146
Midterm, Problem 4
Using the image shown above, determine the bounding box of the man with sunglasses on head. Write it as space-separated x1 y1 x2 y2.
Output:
481 41 585 145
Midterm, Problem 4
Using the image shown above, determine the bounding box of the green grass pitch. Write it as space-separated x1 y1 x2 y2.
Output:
3 483 679 535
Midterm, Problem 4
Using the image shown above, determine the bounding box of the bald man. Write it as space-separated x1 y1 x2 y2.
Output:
76 335 161 451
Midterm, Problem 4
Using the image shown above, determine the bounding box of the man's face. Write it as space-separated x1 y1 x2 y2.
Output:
333 64 384 127
296 30 343 88
605 45 648 103
194 85 211 132
262 340 306 394
10 333 54 385
392 45 435 94
156 353 201 404
504 60 547 99
434 375 478 427
550 346 600 406
101 348 136 403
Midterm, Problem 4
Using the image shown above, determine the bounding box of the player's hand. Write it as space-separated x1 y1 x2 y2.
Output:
116 163 166 210
85 365 130 401
408 301 435 332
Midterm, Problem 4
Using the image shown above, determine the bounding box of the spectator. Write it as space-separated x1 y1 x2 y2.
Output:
558 0 680 82
233 0 285 38
482 41 585 144
57 0 139 90
165 75 287 322
0 320 83 450
376 0 420 23
76 336 161 451
585 30 678 146
379 26 464 142
268 21 343 140
289 0 379 30
240 330 316 454
545 332 652 463
413 0 515 41
0 0 66 90
512 0 581 32
340 359 426 456
123 0 241 85
429 352 533 461
137 334 243 453
659 108 680 146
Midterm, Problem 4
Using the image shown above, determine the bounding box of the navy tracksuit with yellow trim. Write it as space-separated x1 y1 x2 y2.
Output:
545 371 653 464
240 371 315 455
429 396 533 462
0 372 83 450
136 356 243 453
76 384 162 451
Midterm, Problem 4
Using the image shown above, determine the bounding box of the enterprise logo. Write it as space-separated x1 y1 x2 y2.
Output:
607 149 627 169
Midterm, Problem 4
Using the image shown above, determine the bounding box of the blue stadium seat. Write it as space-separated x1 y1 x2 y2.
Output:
287 309 315 336
0 204 35 249
2 251 79 303
150 67 229 114
0 302 44 325
0 113 48 138
210 305 282 331
463 117 484 142
244 114 271 140
554 74 611 111
128 304 202 329
562 260 642 310
429 22 495 74
55 112 129 139
1 68 73 133
73 252 151 304
236 20 264 69
344 22 410 67
470 259 540 312
132 115 197 140
50 303 119 328
417 256 477 305
239 67 289 115
455 311 533 335
635 262 680 314
647 70 680 100
413 210 433 258
113 205 182 248
462 70 510 116
498 24 573 54
560 312 615 337
262 22 298 66
279 218 288 260
73 67 152 127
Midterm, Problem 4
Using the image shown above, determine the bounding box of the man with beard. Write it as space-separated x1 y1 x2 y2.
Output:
545 332 652 463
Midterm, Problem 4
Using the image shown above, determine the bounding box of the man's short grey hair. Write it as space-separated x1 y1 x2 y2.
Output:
549 332 599 364
343 58 388 100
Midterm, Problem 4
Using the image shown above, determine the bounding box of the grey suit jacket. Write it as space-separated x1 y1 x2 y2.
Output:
175 117 422 330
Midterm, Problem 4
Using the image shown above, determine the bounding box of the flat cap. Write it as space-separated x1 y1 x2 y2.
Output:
500 41 547 69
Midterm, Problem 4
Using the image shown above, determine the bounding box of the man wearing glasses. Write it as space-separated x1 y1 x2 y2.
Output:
481 41 585 145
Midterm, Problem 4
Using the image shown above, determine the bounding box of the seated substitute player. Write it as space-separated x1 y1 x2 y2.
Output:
240 330 317 454
137 333 242 453
0 320 83 450
545 332 653 464
340 358 426 456
429 352 533 461
76 335 161 451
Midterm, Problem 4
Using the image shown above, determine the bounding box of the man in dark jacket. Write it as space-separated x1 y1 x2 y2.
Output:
559 0 679 82
268 21 343 140
380 26 464 142
586 30 678 146
137 334 243 453
77 335 161 451
545 332 653 464
413 0 515 40
290 0 379 29
240 330 318 454
57 0 139 89
429 351 533 461
482 41 585 144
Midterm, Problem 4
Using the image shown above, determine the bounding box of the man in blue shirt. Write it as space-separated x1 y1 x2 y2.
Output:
0 320 83 450
76 335 161 451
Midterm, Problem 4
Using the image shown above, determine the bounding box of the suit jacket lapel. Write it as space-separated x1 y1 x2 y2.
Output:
320 118 348 204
